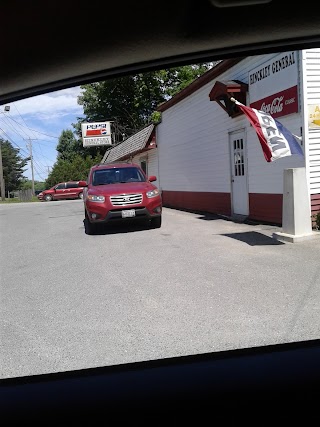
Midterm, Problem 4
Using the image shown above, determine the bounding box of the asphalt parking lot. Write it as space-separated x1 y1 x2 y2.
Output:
1 201 320 379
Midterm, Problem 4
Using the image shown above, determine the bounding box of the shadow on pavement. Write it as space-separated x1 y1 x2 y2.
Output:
83 219 154 235
222 231 285 246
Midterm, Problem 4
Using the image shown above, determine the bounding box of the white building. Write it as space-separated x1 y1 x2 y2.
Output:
102 49 320 226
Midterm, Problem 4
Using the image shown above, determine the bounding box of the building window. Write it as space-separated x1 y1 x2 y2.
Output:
233 138 245 176
140 159 147 175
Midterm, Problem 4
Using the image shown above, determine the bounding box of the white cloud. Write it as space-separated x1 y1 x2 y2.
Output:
6 86 84 121
0 86 87 181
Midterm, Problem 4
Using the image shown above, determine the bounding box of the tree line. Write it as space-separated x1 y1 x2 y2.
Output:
1 63 216 194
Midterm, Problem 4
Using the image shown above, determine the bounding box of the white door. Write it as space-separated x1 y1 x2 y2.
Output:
229 130 249 216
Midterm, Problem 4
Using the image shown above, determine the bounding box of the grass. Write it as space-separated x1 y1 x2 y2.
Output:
0 196 40 203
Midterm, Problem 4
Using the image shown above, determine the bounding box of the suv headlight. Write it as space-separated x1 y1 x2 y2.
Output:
146 189 160 198
87 194 105 202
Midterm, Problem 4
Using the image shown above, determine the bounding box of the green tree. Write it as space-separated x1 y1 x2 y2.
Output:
161 63 216 97
0 138 30 195
57 128 107 161
76 74 161 143
48 63 216 188
74 63 215 142
45 154 101 188
56 130 80 161
21 180 45 191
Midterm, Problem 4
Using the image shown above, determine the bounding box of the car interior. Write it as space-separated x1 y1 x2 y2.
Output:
2 0 320 421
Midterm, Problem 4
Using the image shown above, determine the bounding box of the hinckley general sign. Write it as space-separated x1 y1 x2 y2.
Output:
81 122 112 147
248 51 299 118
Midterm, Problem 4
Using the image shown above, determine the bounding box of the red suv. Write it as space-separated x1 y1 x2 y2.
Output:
83 162 162 234
37 181 86 201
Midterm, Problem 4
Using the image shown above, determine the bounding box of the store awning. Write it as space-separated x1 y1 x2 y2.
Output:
209 80 248 117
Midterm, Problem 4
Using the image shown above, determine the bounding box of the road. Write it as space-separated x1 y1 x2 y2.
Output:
1 199 320 379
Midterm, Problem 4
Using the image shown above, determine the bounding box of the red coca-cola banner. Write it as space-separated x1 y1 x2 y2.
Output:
250 86 298 118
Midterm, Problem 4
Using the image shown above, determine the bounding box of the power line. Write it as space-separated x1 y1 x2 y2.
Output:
0 139 5 201
32 163 46 181
0 108 13 199
7 115 59 138
0 126 30 157
0 117 55 179
12 103 39 140
0 115 31 141
26 138 36 195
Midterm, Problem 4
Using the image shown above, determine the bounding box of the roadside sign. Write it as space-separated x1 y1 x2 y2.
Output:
81 122 112 147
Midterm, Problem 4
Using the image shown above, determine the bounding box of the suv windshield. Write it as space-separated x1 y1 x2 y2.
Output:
92 167 146 185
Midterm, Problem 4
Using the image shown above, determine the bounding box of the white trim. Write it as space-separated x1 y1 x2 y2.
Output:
156 126 162 192
300 50 310 195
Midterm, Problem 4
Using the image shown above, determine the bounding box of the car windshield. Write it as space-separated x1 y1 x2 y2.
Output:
2 48 320 382
92 167 145 185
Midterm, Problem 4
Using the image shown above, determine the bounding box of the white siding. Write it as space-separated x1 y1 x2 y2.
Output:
157 86 232 193
132 149 159 188
157 53 305 196
301 49 320 195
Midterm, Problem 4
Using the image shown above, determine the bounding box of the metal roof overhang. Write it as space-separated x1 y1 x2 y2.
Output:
209 80 248 117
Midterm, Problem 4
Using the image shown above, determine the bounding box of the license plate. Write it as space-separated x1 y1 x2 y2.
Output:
122 209 135 218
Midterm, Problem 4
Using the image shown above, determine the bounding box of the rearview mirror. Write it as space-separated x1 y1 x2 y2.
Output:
148 175 157 182
79 181 87 187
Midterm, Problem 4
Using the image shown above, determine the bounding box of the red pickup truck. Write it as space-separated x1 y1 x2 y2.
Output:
82 162 162 234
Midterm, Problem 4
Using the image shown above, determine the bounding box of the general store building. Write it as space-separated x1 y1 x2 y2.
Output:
103 49 320 226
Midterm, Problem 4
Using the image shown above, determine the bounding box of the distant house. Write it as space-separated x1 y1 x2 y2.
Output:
101 123 159 187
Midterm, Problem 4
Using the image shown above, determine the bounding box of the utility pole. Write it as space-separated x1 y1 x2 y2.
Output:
27 138 35 196
0 106 10 201
0 142 5 201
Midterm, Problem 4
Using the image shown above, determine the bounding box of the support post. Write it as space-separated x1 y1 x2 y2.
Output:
273 167 319 243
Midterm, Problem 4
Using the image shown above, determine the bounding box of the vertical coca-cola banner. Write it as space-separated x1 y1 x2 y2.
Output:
248 51 299 118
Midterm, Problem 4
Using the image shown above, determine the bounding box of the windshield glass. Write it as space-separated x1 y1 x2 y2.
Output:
92 167 146 185
1 49 320 381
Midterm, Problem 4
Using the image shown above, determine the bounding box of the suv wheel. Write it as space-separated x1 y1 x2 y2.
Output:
78 192 83 199
150 215 162 229
84 212 97 235
44 194 53 201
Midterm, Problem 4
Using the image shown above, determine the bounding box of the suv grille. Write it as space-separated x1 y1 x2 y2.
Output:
110 193 143 206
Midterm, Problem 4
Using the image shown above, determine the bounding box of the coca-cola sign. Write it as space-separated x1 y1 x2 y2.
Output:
250 86 298 118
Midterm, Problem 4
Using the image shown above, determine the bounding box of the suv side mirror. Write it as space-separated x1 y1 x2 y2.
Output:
79 181 87 187
148 175 157 182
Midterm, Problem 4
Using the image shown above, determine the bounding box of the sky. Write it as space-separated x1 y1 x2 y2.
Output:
0 86 85 182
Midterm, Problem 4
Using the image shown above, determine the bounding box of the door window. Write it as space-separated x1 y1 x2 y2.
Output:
66 182 78 189
233 138 244 177
55 183 66 189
